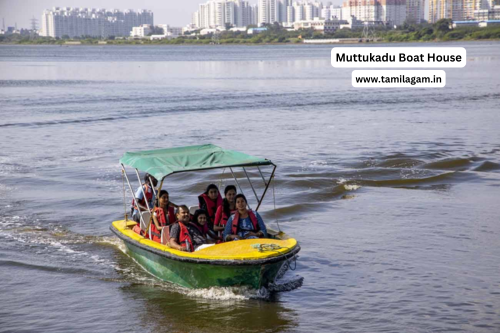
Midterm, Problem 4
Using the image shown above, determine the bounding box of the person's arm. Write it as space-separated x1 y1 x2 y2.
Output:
223 216 238 241
245 212 267 238
168 224 186 251
152 212 163 231
134 188 147 211
207 228 219 240
256 212 267 237
213 207 225 232
169 238 186 251
168 202 179 208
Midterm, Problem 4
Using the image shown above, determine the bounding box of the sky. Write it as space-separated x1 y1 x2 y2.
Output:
0 0 353 30
0 0 259 30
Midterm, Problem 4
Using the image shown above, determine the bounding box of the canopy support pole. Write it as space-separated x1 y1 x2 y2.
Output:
243 167 260 204
144 177 164 240
134 168 152 239
257 166 268 186
121 164 136 221
148 175 157 198
229 167 252 210
255 164 276 212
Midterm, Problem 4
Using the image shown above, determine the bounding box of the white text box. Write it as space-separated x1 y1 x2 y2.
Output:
332 47 466 68
352 70 446 88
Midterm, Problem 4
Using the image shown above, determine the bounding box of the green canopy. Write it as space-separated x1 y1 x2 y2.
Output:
120 144 273 181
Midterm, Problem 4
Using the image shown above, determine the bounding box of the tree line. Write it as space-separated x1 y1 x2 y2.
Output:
1 19 499 45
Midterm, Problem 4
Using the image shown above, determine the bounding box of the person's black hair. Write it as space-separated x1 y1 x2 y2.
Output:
193 209 208 226
234 193 247 205
155 190 169 206
144 173 158 186
204 183 219 195
176 205 189 216
224 185 236 195
223 185 237 217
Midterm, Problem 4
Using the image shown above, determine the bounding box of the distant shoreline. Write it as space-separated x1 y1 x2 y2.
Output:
1 39 499 46
2 20 500 46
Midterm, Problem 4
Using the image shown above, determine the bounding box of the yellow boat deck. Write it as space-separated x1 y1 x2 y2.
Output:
112 220 298 261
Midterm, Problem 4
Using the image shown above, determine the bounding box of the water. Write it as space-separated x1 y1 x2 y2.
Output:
1 42 499 332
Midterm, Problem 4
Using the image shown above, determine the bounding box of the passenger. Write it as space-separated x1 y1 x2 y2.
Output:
169 205 213 252
198 184 223 229
223 194 267 242
192 209 211 238
131 173 157 223
214 185 237 238
149 190 176 243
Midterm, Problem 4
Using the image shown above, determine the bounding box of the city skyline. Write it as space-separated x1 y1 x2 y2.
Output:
5 0 387 30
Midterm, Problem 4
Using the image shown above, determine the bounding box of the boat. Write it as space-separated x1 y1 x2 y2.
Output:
110 144 300 289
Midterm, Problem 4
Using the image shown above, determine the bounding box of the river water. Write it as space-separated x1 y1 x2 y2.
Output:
0 42 499 333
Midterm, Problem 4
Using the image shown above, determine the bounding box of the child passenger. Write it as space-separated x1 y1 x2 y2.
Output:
169 206 214 252
198 184 222 230
214 185 237 239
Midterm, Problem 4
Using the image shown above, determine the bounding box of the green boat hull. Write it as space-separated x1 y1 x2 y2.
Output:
123 240 287 289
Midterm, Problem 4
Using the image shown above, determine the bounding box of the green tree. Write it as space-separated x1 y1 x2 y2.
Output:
434 19 452 36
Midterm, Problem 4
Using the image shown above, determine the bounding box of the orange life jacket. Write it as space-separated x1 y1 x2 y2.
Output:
178 222 194 252
198 193 223 223
231 210 259 235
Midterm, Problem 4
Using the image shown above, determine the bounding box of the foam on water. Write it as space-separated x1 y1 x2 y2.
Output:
344 184 361 191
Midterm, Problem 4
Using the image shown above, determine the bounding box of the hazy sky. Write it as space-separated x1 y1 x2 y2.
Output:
0 0 259 29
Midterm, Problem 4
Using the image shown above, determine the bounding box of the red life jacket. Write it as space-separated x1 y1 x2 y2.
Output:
215 205 236 237
198 193 223 222
231 210 259 235
131 184 154 210
215 206 236 227
154 206 175 226
178 222 194 252
150 206 175 243
190 221 209 237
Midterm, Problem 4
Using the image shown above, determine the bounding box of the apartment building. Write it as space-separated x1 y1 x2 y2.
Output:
40 7 153 38
342 0 406 25
193 0 255 28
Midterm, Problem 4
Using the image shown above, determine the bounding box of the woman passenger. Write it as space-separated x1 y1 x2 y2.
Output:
198 184 222 230
223 194 267 242
150 190 176 243
192 209 210 238
214 185 237 239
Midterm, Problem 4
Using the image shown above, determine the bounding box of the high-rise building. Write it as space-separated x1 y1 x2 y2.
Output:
474 0 500 20
287 5 295 23
406 0 425 23
40 7 153 38
428 0 464 22
258 0 279 25
293 2 306 21
331 6 343 19
278 0 292 23
250 4 259 25
192 0 254 28
342 0 406 25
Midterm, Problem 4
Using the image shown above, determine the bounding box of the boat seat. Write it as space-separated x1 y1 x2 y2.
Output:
189 205 198 215
161 226 170 245
140 211 152 240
